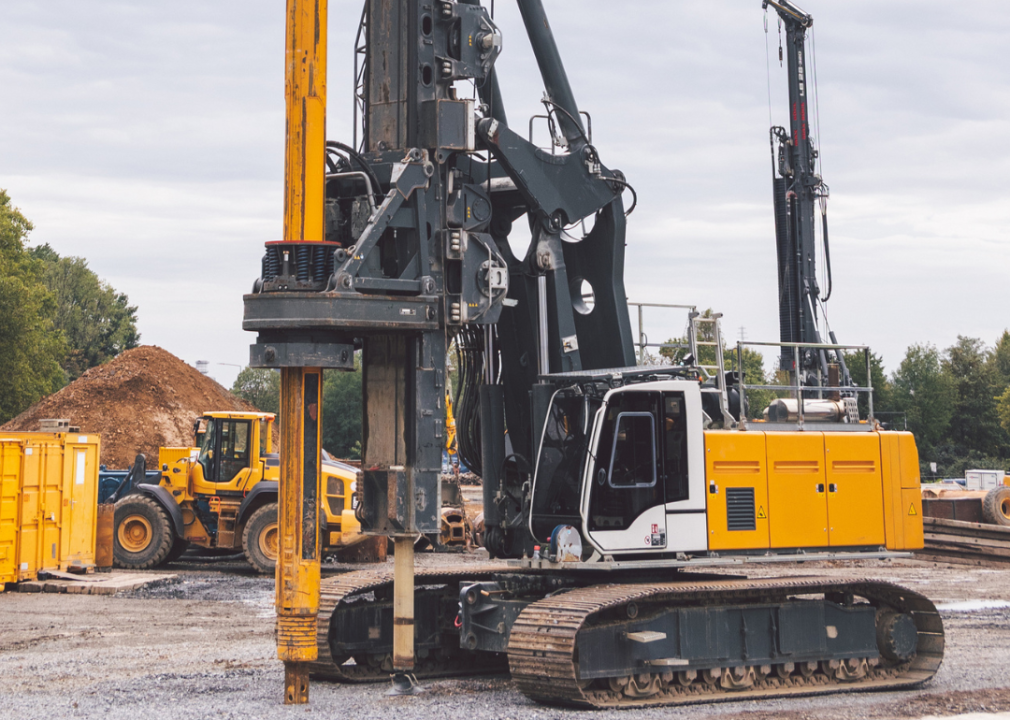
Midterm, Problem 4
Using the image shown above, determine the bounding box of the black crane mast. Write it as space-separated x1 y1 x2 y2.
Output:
764 0 848 388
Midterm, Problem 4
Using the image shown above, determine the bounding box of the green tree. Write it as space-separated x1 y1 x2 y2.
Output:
943 336 1004 456
30 244 140 380
231 367 281 415
928 445 1007 479
997 386 1010 435
230 363 363 459
842 349 891 419
0 190 67 422
890 343 956 448
733 346 782 419
989 330 1010 393
322 360 362 459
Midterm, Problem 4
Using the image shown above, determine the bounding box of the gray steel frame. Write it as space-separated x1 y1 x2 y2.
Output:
244 0 638 541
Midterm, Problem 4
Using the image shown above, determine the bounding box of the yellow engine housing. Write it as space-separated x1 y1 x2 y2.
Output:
704 430 922 553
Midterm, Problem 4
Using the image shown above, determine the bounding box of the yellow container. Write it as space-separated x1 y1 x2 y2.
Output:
0 432 100 591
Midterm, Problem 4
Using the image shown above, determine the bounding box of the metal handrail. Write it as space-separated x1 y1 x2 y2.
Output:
627 302 698 363
734 340 874 428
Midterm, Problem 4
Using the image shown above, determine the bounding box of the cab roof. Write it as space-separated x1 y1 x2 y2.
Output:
201 411 276 420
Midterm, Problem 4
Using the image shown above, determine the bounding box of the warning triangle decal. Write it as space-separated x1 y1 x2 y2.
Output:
908 503 917 516
757 506 767 519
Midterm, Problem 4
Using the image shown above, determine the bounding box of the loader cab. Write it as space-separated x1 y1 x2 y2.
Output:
192 413 275 494
529 377 708 558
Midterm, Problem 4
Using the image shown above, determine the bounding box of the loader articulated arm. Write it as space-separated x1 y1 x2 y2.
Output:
764 0 850 389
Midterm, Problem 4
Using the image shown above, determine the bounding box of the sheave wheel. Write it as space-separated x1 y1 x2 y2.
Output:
113 495 175 569
243 503 279 575
983 486 1010 527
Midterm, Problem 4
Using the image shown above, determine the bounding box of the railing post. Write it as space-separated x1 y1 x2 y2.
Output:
865 348 874 423
736 342 745 428
795 343 804 427
638 304 644 364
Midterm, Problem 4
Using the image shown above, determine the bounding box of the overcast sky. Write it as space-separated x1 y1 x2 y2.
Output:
2 1 1008 389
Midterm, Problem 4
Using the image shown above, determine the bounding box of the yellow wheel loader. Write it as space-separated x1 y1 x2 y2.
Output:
111 412 362 573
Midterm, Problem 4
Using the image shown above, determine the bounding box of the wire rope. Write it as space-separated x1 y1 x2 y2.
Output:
764 9 774 129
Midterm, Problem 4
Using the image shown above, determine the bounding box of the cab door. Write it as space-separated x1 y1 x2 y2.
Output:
193 418 253 494
586 390 667 553
217 419 252 487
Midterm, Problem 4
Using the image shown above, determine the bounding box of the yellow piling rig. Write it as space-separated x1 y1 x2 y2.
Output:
277 0 327 705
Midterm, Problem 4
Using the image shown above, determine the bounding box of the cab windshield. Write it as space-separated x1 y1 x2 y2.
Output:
198 418 217 481
530 391 600 541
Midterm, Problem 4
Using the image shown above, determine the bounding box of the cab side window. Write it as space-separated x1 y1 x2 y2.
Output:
198 418 217 482
663 392 689 503
326 476 345 516
608 413 657 488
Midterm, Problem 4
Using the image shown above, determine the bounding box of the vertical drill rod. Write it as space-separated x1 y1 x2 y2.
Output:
278 367 323 703
393 536 415 671
277 0 327 705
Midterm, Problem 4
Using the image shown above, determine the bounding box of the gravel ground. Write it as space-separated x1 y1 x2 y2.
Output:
3 555 1010 720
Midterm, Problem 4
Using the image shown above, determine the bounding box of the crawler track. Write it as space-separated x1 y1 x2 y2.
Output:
308 564 507 681
508 576 943 708
310 566 943 707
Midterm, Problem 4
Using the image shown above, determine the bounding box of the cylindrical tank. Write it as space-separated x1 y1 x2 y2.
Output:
764 398 847 423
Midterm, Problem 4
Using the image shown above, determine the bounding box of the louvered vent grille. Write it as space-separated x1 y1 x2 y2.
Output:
726 487 756 531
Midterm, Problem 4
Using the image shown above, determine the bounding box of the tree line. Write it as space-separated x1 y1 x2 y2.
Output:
0 190 140 423
847 334 1010 479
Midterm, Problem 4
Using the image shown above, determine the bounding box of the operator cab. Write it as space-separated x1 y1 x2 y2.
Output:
192 413 275 492
197 416 251 483
530 374 708 558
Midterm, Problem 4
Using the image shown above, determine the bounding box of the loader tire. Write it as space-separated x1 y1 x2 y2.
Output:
243 503 278 575
113 495 175 569
983 486 1010 527
165 537 190 563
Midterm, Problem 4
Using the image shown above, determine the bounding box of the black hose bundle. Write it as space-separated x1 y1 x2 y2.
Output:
324 140 383 202
452 325 494 475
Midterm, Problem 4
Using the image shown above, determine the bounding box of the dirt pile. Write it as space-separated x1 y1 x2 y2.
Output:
0 346 258 468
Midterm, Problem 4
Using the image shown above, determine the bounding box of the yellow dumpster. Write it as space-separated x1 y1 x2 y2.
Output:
0 432 100 591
